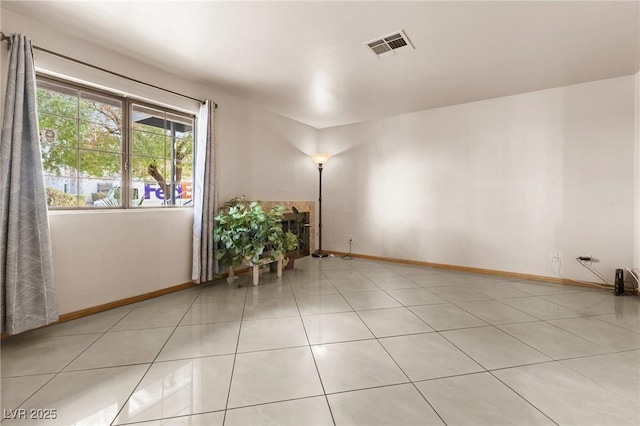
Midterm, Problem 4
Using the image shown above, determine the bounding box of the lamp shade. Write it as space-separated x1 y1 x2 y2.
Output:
311 153 331 164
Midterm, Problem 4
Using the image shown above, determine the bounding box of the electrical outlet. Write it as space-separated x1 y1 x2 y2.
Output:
550 251 561 276
349 235 354 242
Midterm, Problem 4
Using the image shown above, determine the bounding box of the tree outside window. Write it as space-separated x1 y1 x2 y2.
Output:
36 77 194 208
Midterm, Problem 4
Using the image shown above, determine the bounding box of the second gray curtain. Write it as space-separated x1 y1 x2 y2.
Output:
192 100 217 283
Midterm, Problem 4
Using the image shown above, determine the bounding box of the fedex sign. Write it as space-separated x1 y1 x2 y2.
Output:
144 183 192 200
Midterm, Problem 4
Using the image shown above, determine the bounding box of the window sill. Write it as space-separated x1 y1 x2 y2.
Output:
48 207 192 216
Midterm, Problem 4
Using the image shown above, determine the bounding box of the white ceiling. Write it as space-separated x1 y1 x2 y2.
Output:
3 1 639 129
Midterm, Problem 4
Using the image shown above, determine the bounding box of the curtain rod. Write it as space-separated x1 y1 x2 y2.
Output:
1 31 214 107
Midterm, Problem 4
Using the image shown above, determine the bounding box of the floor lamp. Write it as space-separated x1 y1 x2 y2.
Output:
311 153 330 258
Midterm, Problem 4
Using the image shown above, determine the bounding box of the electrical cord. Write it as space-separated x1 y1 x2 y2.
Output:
551 256 612 290
626 267 639 291
341 239 353 260
564 258 637 294
575 257 612 286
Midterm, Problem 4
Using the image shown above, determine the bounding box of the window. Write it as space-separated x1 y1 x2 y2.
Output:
36 76 195 209
130 105 194 207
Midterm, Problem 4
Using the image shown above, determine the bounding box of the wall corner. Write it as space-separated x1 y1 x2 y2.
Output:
634 71 640 271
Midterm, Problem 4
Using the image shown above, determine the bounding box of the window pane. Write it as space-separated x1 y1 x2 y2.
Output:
39 114 78 148
174 136 193 170
81 121 122 153
131 155 164 183
132 180 168 207
44 174 76 187
174 181 193 206
129 185 145 207
43 171 82 208
132 107 193 208
80 92 122 128
132 129 165 158
166 112 193 139
37 81 78 118
79 150 122 179
84 179 123 208
162 158 175 184
132 156 174 205
132 105 166 135
45 185 85 208
132 180 192 207
42 146 78 178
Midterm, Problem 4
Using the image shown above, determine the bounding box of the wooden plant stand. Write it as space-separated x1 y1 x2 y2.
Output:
228 254 283 286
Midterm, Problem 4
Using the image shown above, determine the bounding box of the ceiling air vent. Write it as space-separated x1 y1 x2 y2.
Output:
366 30 414 59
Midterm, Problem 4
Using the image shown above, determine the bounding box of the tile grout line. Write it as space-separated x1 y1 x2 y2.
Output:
4 304 143 415
487 369 560 426
589 313 640 335
294 262 338 426
3 258 638 425
356 299 449 425
433 315 635 395
221 281 250 426
341 263 451 425
556 355 640 405
496 319 615 358
109 286 205 426
429 325 555 424
540 317 632 353
438 292 599 354
338 277 454 424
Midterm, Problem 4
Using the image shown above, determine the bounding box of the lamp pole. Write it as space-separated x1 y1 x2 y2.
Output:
311 154 330 258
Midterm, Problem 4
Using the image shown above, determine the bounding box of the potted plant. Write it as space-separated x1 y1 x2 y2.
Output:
213 197 297 283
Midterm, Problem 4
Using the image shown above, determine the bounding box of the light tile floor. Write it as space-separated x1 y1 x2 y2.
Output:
2 257 639 425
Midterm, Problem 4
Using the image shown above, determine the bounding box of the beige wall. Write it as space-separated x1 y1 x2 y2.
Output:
318 76 636 283
48 209 192 314
2 8 318 315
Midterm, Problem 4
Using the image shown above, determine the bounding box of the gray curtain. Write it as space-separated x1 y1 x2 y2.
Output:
192 100 217 283
1 34 58 335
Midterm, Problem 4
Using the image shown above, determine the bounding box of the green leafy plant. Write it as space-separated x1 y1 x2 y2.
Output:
214 197 297 271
